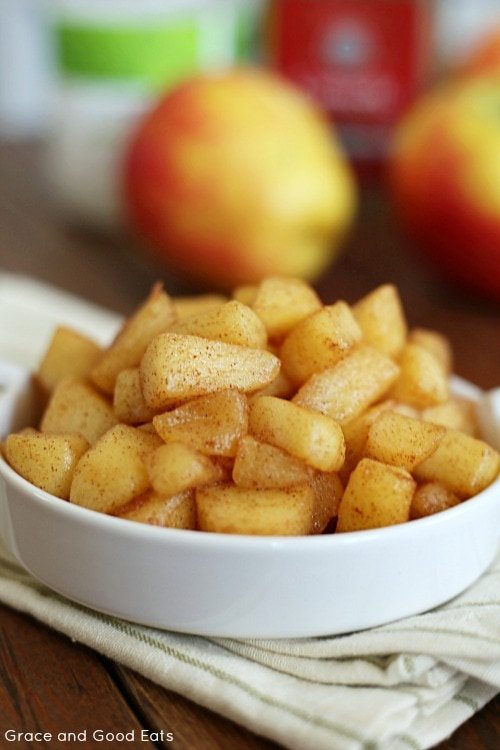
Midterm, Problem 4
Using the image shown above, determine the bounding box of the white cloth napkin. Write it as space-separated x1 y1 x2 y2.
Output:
0 274 499 750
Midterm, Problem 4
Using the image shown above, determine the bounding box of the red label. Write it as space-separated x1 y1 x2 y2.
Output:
269 0 431 159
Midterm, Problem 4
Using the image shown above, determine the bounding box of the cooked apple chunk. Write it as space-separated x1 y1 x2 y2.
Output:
249 396 345 472
410 482 460 520
91 283 176 394
364 411 446 471
337 458 416 532
140 333 279 409
279 301 362 385
232 435 309 488
421 398 477 436
340 400 415 482
37 326 102 392
413 431 499 498
113 368 157 425
353 284 407 358
4 432 89 499
293 345 400 423
153 389 248 457
40 377 117 444
173 294 227 320
309 470 344 533
144 442 219 496
391 343 449 409
116 489 196 529
196 483 315 535
249 276 322 339
408 328 453 374
169 300 267 349
70 425 161 513
232 284 258 306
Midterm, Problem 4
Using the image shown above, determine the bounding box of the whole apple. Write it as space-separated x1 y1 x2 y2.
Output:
388 76 500 301
124 68 356 288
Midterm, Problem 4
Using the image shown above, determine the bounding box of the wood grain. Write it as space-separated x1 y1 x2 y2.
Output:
0 606 156 749
435 695 500 750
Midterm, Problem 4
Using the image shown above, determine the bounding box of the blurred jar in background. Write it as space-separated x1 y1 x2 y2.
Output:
265 0 433 175
0 0 54 138
44 0 263 230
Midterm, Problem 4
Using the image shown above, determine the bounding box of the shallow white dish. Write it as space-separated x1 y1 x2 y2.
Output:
0 360 499 639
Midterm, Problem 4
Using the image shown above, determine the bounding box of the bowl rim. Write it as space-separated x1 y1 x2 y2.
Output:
1 450 498 551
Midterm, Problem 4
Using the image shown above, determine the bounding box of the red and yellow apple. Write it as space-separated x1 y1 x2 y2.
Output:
459 29 500 77
124 68 356 289
388 76 500 301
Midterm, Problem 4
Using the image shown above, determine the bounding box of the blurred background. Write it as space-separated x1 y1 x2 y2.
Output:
0 0 499 336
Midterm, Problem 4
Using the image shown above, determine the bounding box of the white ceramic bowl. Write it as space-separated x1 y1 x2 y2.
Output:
0 360 499 639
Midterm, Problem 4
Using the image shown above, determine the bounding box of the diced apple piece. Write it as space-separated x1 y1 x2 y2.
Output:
116 489 196 529
113 368 157 425
364 411 446 471
413 431 499 498
4 432 89 499
232 435 309 488
408 327 453 374
40 377 117 444
250 276 322 339
140 333 279 410
249 396 345 472
337 458 416 532
70 425 161 513
173 294 227 320
144 442 218 496
169 300 267 349
422 398 478 436
340 400 403 482
196 484 315 535
410 482 460 520
293 345 400 423
309 470 344 533
353 284 407 358
232 284 258 306
153 389 248 457
37 326 102 392
390 343 449 409
91 283 176 394
279 301 362 385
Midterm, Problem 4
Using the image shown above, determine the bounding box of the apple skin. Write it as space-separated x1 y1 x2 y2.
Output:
460 31 500 77
124 68 356 289
388 76 500 301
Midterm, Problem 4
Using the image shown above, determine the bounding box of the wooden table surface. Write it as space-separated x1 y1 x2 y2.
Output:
0 141 498 749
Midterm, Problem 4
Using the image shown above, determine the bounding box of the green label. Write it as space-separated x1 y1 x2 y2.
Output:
55 21 201 90
55 8 259 90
